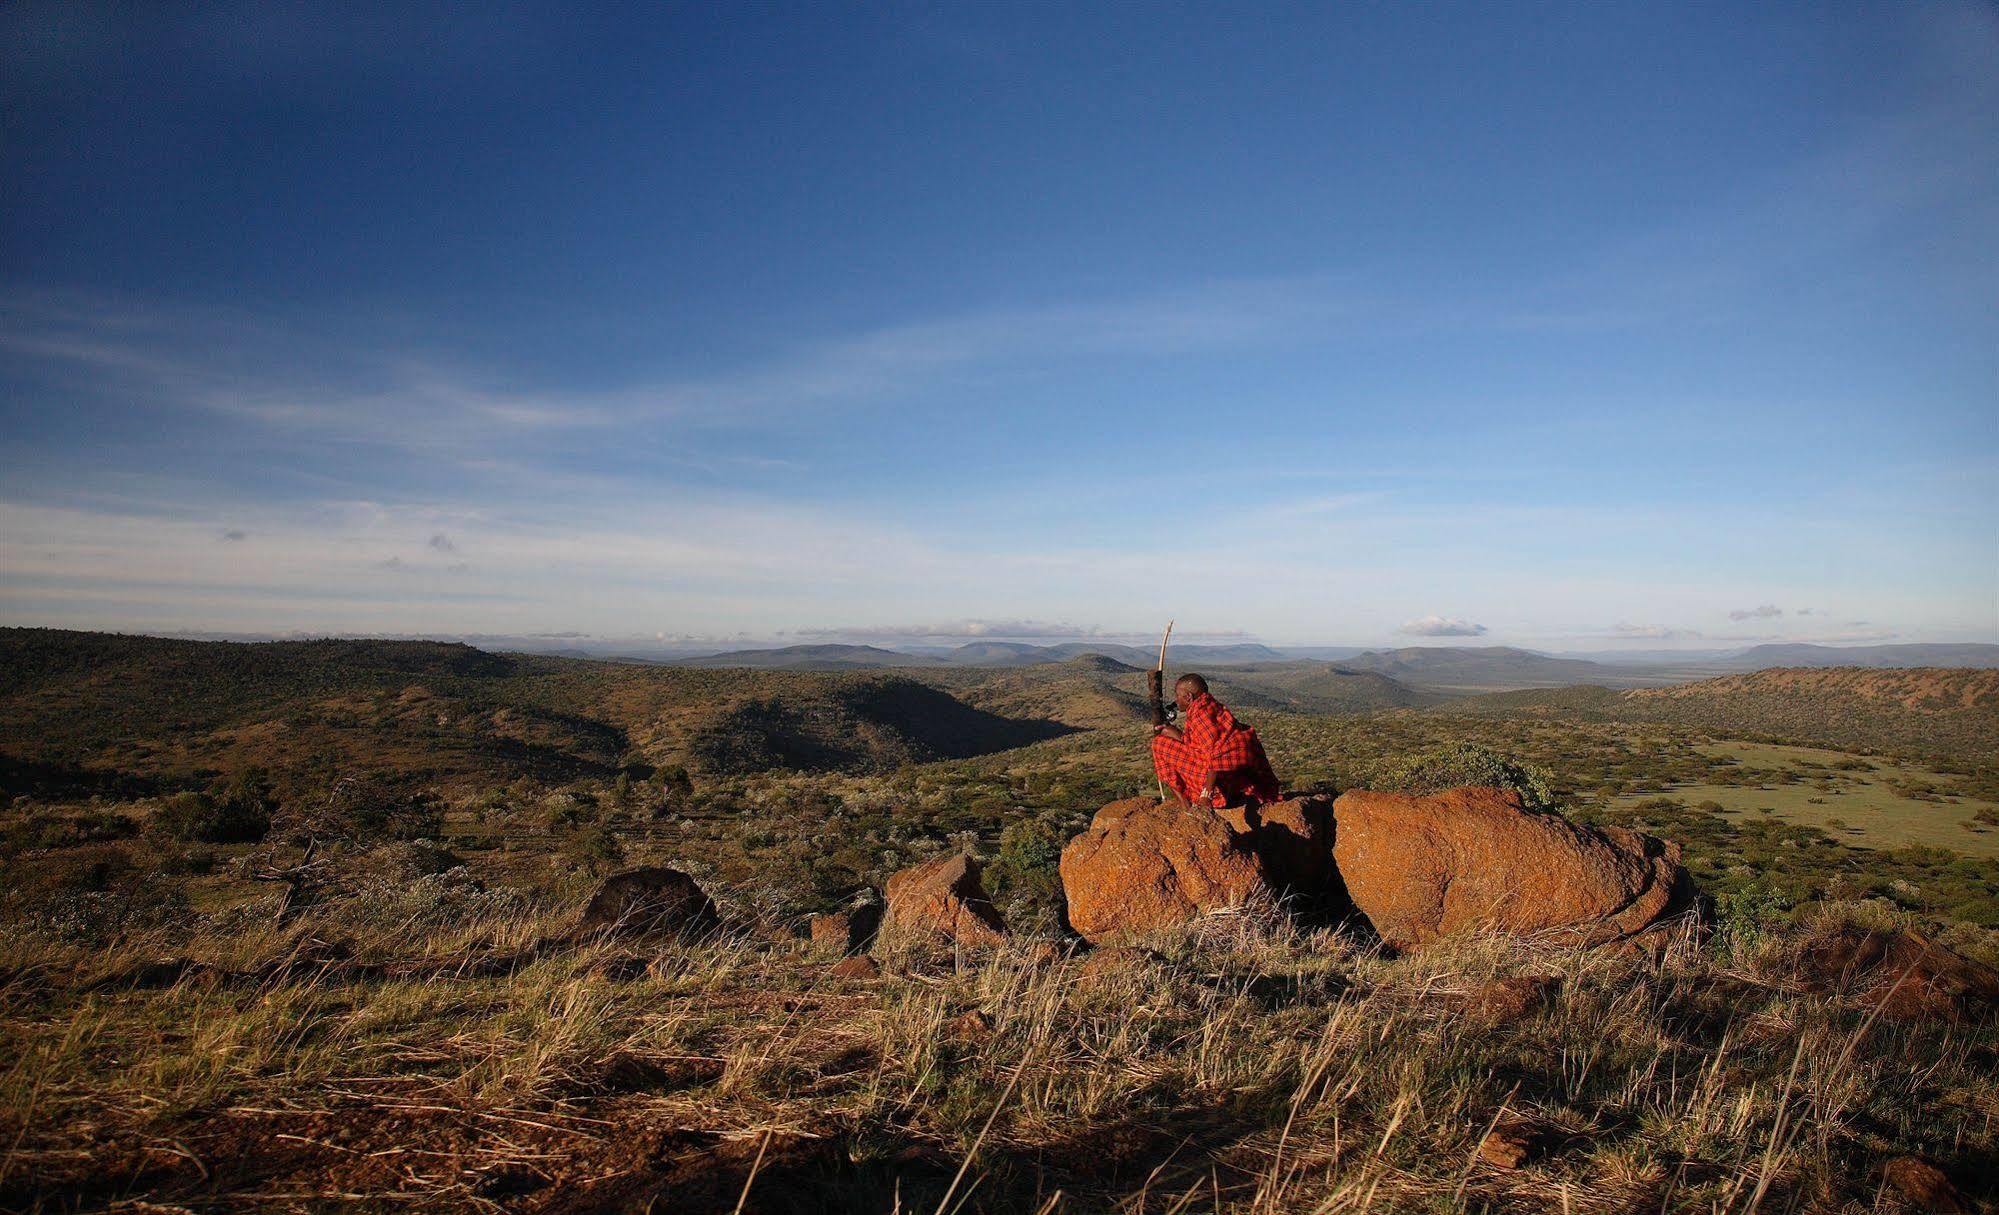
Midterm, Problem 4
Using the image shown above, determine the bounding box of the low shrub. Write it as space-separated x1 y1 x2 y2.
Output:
151 784 271 844
1370 743 1556 809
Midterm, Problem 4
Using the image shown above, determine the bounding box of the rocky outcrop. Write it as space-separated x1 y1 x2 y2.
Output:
1331 787 1689 949
1060 797 1270 943
809 904 882 956
1783 924 1999 1020
1219 795 1341 913
880 854 1006 947
572 867 721 941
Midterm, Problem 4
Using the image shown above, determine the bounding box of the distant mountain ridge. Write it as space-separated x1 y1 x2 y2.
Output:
675 640 1289 669
1330 645 1649 691
677 644 950 669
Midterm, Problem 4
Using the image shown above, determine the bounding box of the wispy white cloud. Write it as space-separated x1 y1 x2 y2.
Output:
1398 615 1487 638
1728 604 1784 621
0 277 1354 451
1609 622 1702 640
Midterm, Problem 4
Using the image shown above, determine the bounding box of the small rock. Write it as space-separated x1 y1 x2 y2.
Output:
1463 975 1561 1026
1077 945 1162 978
810 904 883 956
945 1009 993 1040
1881 1156 1965 1213
1786 926 1999 1021
572 867 720 942
1478 1122 1540 1169
830 954 881 980
881 854 1006 947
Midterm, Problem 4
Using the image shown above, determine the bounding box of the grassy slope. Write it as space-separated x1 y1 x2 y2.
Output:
1450 667 1999 765
5 637 1999 1209
3 900 1993 1212
1616 740 1999 859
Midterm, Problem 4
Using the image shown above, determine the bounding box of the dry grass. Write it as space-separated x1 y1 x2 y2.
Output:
1 898 1992 1213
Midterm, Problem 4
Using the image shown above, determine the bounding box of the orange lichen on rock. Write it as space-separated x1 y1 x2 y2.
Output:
1060 797 1270 943
1331 786 1689 949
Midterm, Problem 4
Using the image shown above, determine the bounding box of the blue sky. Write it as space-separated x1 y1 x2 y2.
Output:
2 2 1994 650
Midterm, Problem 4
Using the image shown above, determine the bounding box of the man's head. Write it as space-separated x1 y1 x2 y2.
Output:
1174 672 1208 713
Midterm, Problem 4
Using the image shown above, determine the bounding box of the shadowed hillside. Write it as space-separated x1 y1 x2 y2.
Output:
0 629 1073 791
917 655 1431 730
676 678 1072 773
1210 663 1441 714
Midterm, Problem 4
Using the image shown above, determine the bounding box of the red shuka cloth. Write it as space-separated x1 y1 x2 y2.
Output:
1151 691 1281 808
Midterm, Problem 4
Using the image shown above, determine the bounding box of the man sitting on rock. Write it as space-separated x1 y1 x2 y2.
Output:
1151 673 1282 809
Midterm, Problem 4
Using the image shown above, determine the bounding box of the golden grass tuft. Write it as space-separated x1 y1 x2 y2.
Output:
1 899 1993 1211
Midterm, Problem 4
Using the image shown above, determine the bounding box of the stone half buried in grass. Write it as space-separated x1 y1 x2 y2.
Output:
1477 1120 1545 1169
1879 1156 1967 1213
1457 974 1562 1026
878 853 1006 949
1059 797 1271 944
1332 786 1694 950
829 953 881 980
808 903 882 956
1779 923 1999 1021
570 866 721 943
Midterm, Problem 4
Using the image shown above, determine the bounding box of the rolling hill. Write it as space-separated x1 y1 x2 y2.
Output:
1451 667 1999 762
916 655 1432 728
671 640 1292 669
1335 646 1644 692
675 644 950 669
1707 643 1999 671
0 629 1072 792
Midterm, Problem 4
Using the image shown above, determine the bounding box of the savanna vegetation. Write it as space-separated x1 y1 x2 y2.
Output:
3 629 1996 1211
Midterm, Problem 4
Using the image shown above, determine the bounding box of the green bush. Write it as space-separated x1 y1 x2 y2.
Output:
559 824 624 874
989 815 1063 900
305 776 443 842
1714 883 1789 944
151 778 271 844
988 815 1066 933
1371 743 1556 809
4 808 139 853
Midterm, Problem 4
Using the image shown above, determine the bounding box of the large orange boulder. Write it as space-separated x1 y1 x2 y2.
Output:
1060 797 1270 943
880 853 1006 947
1331 787 1688 948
